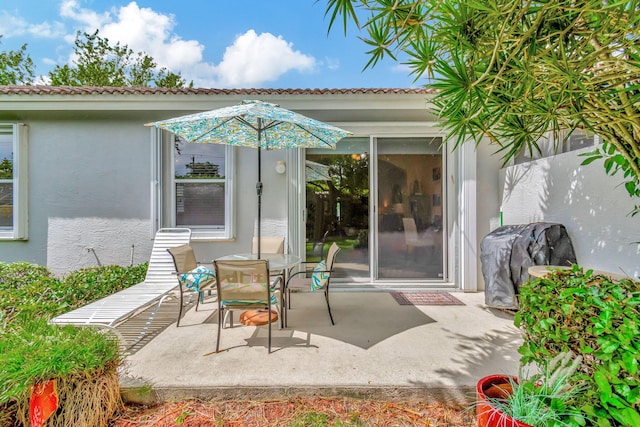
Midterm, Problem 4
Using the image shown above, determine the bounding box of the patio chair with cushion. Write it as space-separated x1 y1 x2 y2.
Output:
286 242 341 325
213 259 282 353
167 244 216 327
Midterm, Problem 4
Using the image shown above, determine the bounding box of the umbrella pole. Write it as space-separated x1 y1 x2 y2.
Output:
257 135 262 259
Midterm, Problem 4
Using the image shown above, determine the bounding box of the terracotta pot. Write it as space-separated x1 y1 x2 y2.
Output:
476 375 532 427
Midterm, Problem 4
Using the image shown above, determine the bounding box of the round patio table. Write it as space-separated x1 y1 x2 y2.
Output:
217 253 301 271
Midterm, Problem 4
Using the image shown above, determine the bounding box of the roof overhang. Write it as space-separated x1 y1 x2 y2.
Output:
0 86 440 122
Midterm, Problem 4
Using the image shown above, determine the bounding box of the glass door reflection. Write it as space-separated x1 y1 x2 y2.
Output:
377 137 444 280
306 138 370 279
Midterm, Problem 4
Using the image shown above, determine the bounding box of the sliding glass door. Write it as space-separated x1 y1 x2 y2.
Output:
305 136 444 282
376 137 444 280
305 138 370 279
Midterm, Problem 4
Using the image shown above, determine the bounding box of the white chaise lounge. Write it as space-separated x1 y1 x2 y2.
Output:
49 228 192 348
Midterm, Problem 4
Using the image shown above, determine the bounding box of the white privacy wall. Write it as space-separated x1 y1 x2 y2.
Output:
500 148 640 279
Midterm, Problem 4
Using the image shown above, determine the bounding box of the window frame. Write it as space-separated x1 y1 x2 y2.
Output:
167 134 235 241
0 123 28 240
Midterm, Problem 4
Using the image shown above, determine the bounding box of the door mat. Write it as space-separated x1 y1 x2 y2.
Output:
391 292 465 306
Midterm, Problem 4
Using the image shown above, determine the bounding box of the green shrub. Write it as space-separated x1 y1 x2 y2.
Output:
0 261 147 422
0 262 148 326
0 262 62 326
58 263 148 310
0 262 58 291
515 265 640 426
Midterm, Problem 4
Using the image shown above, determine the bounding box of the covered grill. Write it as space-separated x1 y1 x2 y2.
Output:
480 222 577 309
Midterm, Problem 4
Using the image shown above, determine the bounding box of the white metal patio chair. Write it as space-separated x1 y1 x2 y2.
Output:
49 228 192 348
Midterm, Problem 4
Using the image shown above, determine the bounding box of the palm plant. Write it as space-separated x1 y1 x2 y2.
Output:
324 0 640 213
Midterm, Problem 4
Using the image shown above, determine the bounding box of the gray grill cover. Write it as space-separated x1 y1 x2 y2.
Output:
480 223 577 309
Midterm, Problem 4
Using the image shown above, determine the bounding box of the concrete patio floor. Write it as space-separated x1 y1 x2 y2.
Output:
118 290 523 406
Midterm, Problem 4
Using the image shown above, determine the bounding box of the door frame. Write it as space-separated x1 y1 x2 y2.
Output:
370 135 448 283
287 122 477 290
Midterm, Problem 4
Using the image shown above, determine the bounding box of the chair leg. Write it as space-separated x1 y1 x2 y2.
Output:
324 288 335 325
276 305 283 329
268 307 272 353
227 311 234 328
177 289 184 327
216 307 222 352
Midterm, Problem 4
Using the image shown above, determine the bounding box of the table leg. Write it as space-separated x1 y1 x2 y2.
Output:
281 270 288 327
281 268 293 328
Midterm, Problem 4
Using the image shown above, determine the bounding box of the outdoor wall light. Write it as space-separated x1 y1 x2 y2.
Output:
275 160 286 174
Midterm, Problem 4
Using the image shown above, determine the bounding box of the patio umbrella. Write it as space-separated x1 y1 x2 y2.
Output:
147 100 351 257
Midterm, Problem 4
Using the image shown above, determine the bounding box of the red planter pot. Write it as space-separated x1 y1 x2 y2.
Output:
476 374 532 427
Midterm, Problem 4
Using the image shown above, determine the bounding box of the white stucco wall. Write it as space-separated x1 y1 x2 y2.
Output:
47 218 151 274
475 141 503 290
0 117 290 275
501 148 639 279
0 89 476 287
0 118 155 275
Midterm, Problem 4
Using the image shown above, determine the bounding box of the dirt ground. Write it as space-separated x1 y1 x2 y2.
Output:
110 398 476 426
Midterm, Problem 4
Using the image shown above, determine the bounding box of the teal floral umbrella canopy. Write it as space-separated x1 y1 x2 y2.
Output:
147 100 351 256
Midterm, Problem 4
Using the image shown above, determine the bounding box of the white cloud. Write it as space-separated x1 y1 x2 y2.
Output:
7 1 318 88
99 2 206 71
27 21 66 38
57 1 210 83
62 2 318 87
324 57 340 71
0 11 65 39
392 63 411 74
0 12 30 37
34 74 51 85
59 0 111 32
214 30 316 88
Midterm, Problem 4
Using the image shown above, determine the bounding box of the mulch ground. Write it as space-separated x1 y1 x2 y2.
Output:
110 398 476 426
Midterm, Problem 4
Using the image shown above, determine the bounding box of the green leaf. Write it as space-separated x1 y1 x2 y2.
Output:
625 181 638 197
604 157 614 174
619 408 640 427
594 369 612 399
581 154 603 165
621 352 638 375
598 338 619 354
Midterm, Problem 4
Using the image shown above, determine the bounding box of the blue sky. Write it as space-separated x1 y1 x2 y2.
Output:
0 0 422 89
